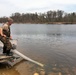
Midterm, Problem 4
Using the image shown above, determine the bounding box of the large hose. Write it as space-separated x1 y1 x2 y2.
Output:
12 49 44 67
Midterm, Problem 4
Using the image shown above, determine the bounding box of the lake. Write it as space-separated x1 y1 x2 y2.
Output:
0 24 76 75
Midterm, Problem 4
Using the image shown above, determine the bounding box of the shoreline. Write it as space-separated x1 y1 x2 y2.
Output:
13 22 76 24
46 22 76 24
0 22 76 25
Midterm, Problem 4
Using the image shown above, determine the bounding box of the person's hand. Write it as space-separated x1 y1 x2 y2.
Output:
2 35 6 37
10 36 12 40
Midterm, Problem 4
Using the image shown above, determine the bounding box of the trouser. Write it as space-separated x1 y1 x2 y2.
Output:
0 36 12 54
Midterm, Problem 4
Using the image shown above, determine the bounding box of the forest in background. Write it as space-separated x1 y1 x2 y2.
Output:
0 10 76 24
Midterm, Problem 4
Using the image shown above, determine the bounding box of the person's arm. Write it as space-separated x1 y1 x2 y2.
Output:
0 27 6 37
1 24 8 37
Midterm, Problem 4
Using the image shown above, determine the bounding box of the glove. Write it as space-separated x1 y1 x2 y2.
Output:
12 44 17 50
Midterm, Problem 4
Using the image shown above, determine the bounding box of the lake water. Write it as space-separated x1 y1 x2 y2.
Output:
0 24 76 75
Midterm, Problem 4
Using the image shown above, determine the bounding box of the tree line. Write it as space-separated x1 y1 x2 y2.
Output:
0 10 76 24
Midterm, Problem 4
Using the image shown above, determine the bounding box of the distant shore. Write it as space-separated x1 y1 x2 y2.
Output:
13 22 76 24
1 22 76 25
46 22 76 24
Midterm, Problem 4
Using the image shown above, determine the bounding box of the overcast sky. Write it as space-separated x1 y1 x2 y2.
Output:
0 0 76 17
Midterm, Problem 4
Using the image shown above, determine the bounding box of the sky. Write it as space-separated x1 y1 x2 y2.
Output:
0 0 76 17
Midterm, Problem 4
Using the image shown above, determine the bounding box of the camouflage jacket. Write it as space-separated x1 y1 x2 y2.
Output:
2 22 11 37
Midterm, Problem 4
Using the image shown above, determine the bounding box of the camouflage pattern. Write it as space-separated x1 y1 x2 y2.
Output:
0 36 12 53
2 22 11 37
0 22 12 54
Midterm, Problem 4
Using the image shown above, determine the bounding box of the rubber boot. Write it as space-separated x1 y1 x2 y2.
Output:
6 50 13 56
3 46 7 54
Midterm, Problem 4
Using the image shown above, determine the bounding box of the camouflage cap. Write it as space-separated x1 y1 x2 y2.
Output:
8 18 13 22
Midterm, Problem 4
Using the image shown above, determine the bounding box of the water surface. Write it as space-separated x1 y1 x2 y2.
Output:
1 24 76 75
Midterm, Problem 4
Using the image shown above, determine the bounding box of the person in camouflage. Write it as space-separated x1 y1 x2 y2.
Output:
0 18 13 56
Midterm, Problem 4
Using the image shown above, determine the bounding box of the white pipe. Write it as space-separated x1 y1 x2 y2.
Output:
12 50 44 67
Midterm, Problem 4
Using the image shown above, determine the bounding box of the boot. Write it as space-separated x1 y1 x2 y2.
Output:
6 50 13 56
3 47 7 54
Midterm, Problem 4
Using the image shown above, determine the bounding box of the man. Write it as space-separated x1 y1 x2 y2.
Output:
0 18 13 56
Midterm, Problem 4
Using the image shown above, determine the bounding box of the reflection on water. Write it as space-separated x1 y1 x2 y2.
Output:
1 24 76 75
